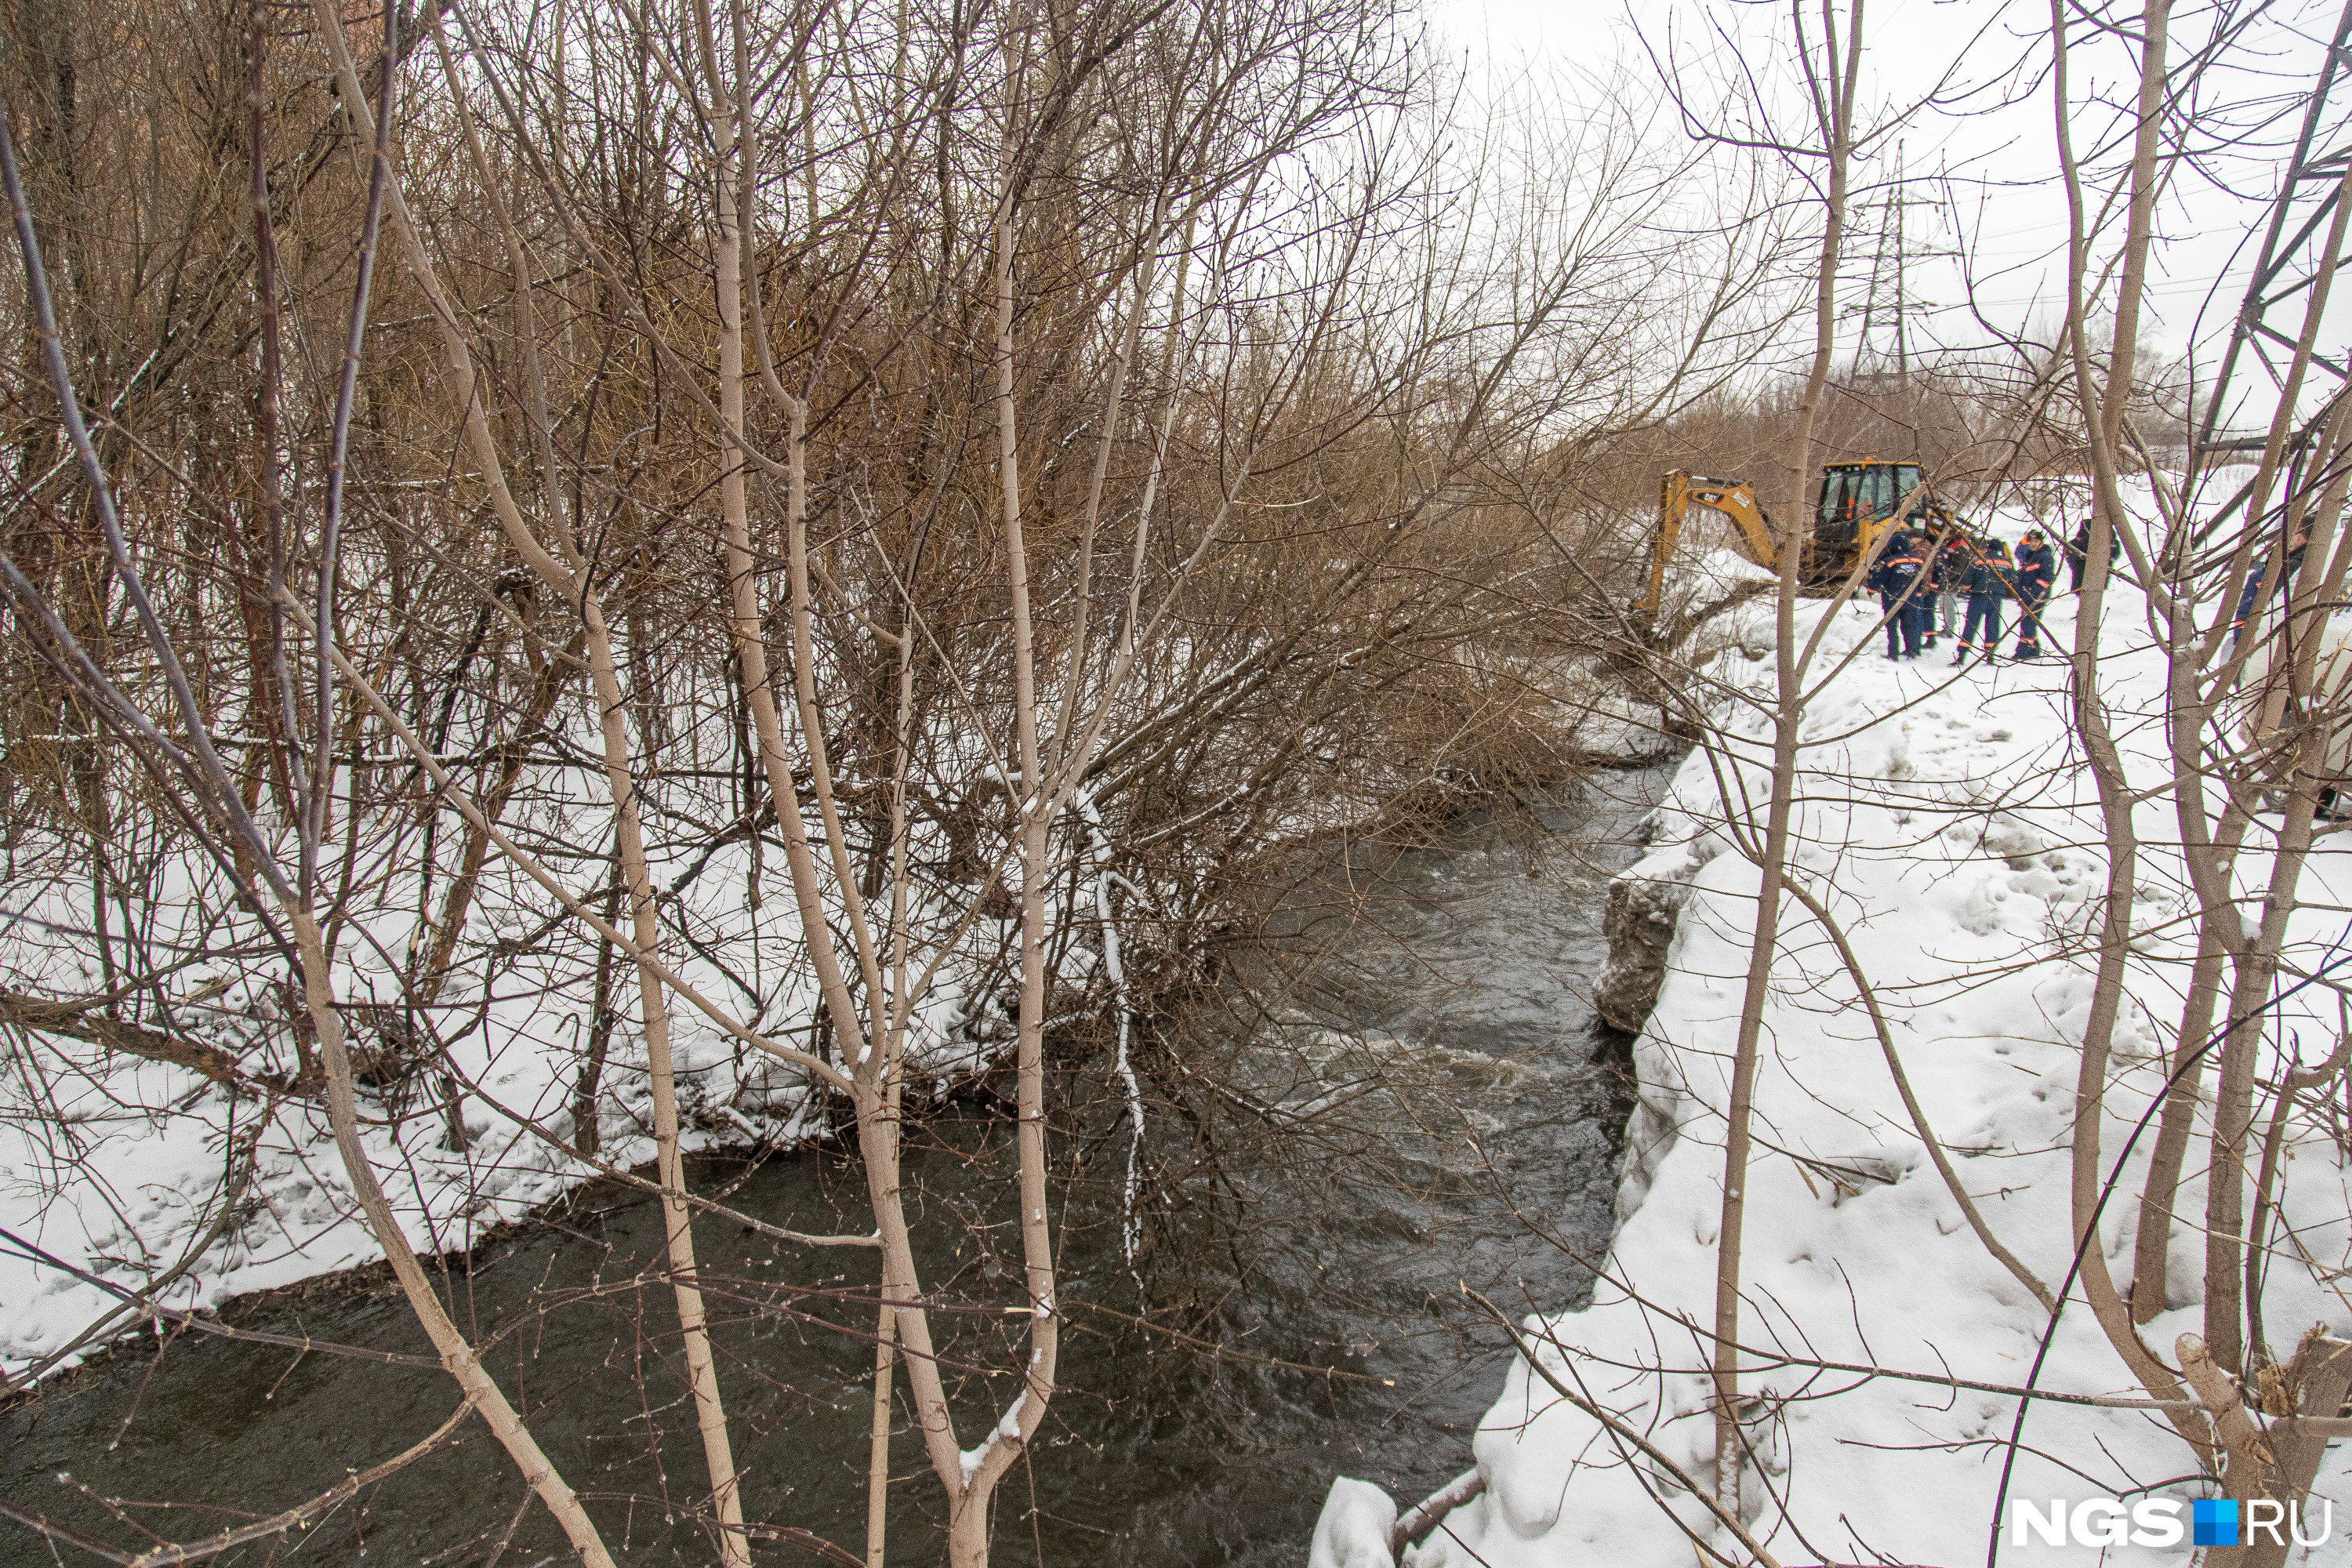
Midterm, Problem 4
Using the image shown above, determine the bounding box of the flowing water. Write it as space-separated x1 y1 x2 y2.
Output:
0 763 1672 1566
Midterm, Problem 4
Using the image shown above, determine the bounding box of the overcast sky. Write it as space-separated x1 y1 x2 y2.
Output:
1421 0 2351 427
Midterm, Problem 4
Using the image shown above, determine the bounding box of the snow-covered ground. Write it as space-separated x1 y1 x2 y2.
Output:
0 772 995 1375
1316 512 2352 1564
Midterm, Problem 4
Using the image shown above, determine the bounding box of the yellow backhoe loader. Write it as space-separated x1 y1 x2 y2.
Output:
1637 460 1960 630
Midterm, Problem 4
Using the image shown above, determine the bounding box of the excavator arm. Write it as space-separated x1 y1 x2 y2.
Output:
1638 470 1778 629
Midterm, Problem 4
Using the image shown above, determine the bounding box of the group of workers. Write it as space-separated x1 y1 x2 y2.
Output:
1866 524 2088 666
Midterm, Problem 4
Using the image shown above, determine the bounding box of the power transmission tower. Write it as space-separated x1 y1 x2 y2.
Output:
1846 143 1939 393
2198 0 2352 460
2190 0 2352 551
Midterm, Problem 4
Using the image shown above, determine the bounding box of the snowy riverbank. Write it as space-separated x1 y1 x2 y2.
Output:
0 729 1080 1379
0 699 1647 1381
1316 531 2352 1565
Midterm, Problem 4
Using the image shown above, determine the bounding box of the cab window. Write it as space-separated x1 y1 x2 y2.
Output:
1818 470 1858 528
1896 464 1926 518
1858 464 1893 519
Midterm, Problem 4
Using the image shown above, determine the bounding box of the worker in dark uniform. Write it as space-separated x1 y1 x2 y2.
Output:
2068 514 2121 592
2233 529 2307 643
1868 532 1928 659
2012 528 2056 660
1953 537 2013 665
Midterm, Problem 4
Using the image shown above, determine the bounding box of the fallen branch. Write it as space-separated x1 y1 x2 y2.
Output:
1387 1468 1485 1558
0 1220 441 1392
0 989 314 1102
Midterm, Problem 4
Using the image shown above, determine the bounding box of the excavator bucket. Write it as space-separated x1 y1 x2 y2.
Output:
1639 471 1778 633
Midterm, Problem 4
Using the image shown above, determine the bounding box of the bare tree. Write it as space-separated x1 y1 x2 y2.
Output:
0 0 1802 1560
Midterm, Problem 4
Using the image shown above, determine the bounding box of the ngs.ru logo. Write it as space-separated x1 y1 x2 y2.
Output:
2010 1497 2334 1547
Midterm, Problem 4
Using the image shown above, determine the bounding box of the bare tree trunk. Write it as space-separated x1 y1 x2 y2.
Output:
339 9 753 1549
944 78 1062 1563
412 628 585 1005
864 1292 897 1566
1709 0 1864 1519
289 910 621 1568
2132 921 2228 1320
2049 0 2214 1457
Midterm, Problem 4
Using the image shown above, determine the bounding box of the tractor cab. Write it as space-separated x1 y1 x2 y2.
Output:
1813 461 1944 575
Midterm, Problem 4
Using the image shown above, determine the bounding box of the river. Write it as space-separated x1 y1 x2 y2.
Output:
0 762 1671 1566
